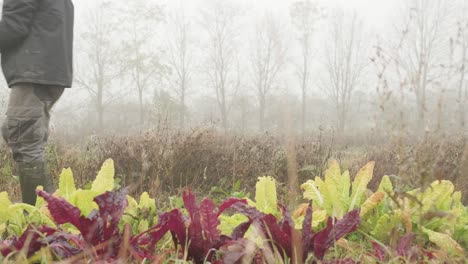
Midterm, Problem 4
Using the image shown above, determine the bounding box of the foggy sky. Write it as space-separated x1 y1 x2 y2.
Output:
76 0 403 31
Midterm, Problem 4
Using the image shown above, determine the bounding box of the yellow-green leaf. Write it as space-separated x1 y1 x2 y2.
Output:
421 181 454 211
91 159 115 194
349 161 375 210
10 204 56 227
422 227 465 257
377 175 394 195
0 192 12 222
138 192 156 212
70 190 99 217
360 191 385 217
138 220 149 233
0 223 6 237
323 160 347 218
255 176 277 215
301 180 324 206
56 168 76 199
371 212 403 242
293 209 327 229
125 195 139 216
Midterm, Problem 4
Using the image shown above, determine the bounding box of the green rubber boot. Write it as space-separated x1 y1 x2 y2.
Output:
17 162 53 205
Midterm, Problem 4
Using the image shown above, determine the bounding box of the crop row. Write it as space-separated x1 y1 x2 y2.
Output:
0 160 467 263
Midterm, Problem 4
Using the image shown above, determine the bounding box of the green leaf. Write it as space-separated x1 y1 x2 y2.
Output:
323 160 348 218
56 168 76 199
219 213 249 236
138 192 156 212
293 209 327 229
0 192 12 222
349 161 374 211
69 189 99 217
91 159 115 194
377 175 394 195
360 191 385 218
371 212 403 242
422 227 465 257
301 180 324 206
10 204 56 227
138 220 150 233
255 176 278 215
125 195 139 216
421 181 454 211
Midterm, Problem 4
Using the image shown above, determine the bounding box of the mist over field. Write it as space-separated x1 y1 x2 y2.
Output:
2 0 463 138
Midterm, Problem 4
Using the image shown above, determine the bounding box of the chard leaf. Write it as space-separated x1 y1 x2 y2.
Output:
9 204 56 227
349 162 374 211
302 202 314 259
422 227 465 257
0 225 56 258
138 192 155 212
360 191 385 218
131 210 177 259
91 159 115 194
45 232 82 259
396 233 414 257
371 241 386 261
219 214 249 236
314 177 330 211
38 188 129 258
325 160 349 217
0 192 12 223
200 198 221 243
255 176 278 215
93 189 128 241
69 189 99 217
37 190 86 232
56 168 76 200
421 181 454 211
301 180 324 206
261 214 292 258
183 190 208 263
217 198 247 217
124 195 139 217
377 175 394 195
371 212 403 242
313 209 361 260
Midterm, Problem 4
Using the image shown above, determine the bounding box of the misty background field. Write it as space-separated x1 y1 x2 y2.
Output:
1 0 468 203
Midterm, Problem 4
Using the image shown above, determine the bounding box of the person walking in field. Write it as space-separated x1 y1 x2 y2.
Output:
0 0 74 205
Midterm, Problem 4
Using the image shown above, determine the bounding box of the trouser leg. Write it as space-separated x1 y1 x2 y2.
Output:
1 84 64 204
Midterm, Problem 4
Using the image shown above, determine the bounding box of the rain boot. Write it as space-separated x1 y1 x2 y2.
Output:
17 161 52 205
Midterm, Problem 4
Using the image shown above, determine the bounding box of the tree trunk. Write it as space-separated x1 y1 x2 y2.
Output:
179 82 186 129
259 97 266 132
458 56 466 131
139 88 144 126
301 86 306 134
97 83 104 131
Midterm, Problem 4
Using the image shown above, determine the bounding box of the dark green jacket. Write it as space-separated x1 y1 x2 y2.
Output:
0 0 74 88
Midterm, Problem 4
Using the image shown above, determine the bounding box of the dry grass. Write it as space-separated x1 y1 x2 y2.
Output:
0 129 467 204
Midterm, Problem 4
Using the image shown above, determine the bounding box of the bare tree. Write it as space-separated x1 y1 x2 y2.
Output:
249 14 287 132
290 0 321 133
118 0 166 126
166 8 194 129
452 5 468 131
199 0 242 131
394 0 450 133
75 2 121 131
323 12 367 134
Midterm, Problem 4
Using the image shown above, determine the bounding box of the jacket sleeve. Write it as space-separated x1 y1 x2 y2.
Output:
0 0 39 50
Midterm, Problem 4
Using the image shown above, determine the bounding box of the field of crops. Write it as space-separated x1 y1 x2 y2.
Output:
0 132 467 263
